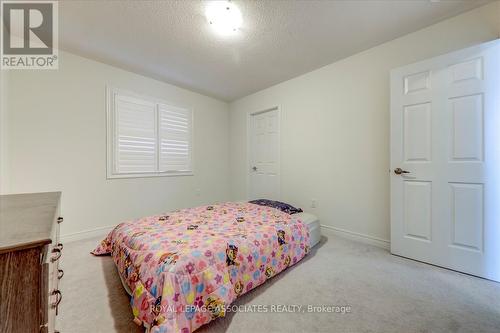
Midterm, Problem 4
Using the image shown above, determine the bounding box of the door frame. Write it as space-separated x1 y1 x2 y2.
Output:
246 105 281 200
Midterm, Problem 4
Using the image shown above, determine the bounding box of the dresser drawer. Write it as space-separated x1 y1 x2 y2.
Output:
41 261 57 333
41 217 63 333
51 217 63 291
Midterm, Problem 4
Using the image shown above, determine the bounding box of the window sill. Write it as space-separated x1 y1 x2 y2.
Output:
106 171 194 179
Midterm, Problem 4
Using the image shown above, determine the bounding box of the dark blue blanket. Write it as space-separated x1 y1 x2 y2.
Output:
249 199 303 215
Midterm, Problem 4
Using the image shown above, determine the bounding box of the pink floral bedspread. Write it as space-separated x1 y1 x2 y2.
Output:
92 202 309 333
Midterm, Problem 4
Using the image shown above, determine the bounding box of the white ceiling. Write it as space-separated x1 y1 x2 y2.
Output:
59 0 491 101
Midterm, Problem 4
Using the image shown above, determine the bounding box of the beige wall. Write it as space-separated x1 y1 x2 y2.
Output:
5 51 230 237
229 2 500 243
0 70 9 194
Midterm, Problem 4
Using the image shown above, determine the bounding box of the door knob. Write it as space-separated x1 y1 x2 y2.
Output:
394 168 410 175
252 166 257 171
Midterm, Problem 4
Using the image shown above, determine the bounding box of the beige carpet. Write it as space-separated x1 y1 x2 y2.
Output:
57 229 500 333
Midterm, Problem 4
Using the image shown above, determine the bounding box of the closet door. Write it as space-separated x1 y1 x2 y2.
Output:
249 108 280 200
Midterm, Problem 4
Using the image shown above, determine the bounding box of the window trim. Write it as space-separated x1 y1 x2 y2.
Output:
106 86 194 179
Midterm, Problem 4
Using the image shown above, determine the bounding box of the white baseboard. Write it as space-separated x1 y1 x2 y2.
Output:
60 222 390 250
320 224 390 250
60 225 114 243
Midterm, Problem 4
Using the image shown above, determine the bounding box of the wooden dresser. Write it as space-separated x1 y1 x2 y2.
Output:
0 192 63 333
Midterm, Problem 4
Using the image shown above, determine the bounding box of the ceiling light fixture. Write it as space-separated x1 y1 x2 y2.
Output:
205 1 242 36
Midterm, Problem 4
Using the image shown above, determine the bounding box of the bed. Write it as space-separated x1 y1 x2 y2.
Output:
92 201 310 333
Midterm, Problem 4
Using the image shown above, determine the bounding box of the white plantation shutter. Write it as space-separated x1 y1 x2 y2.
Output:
107 87 193 178
114 94 157 173
158 104 192 172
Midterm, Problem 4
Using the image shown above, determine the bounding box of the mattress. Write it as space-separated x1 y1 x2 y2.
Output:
92 202 309 333
293 212 321 247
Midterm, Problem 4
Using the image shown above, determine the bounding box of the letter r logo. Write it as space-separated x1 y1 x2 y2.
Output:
2 2 53 55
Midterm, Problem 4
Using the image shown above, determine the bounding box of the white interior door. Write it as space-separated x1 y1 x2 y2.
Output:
249 108 280 200
390 40 500 282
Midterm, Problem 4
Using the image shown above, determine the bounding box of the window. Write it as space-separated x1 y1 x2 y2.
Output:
107 87 193 178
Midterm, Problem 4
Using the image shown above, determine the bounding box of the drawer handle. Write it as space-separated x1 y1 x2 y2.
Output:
57 216 63 224
40 323 48 332
51 289 62 315
51 248 62 263
51 290 62 306
58 269 64 280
